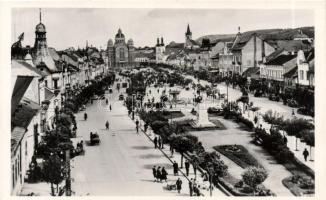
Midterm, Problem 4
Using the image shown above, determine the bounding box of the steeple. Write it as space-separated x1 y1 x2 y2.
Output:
39 8 42 23
161 37 164 46
156 37 160 46
238 26 241 34
186 24 191 35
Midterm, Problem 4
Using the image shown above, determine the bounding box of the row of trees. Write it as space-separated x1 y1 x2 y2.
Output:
138 110 229 182
31 74 115 195
262 110 315 157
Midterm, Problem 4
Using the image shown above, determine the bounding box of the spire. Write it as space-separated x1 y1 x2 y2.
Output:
186 23 191 35
86 40 88 49
238 26 241 34
161 37 164 46
156 38 160 46
39 8 42 23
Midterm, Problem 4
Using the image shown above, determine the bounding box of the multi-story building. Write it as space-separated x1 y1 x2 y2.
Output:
155 37 166 63
107 28 135 68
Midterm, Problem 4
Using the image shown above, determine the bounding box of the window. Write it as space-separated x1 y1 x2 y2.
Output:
53 80 58 89
300 70 304 80
119 48 125 61
44 80 48 87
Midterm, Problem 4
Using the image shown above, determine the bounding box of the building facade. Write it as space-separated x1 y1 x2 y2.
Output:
107 28 135 68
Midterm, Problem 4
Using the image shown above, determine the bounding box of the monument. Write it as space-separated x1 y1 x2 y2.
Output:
192 103 216 128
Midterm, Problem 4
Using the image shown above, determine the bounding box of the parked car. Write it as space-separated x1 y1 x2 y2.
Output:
207 107 222 114
254 90 263 97
268 94 280 101
119 94 124 100
287 99 298 107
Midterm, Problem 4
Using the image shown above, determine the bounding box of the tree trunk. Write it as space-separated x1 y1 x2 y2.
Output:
295 137 299 151
51 183 55 196
180 153 183 168
57 184 59 193
309 145 313 161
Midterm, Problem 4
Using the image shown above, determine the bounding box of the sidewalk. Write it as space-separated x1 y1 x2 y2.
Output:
133 115 228 197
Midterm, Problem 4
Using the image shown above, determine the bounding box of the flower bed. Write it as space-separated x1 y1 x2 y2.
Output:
214 145 263 169
282 174 314 196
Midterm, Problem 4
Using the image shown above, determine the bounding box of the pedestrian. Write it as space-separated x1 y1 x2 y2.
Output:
152 166 157 182
110 104 112 111
303 148 309 162
189 179 193 196
185 160 190 176
106 98 108 105
136 125 139 133
176 178 182 193
105 121 110 130
161 167 168 182
158 137 162 149
292 108 295 116
283 135 288 144
154 137 158 149
144 123 148 133
173 161 179 176
84 112 88 121
156 166 162 182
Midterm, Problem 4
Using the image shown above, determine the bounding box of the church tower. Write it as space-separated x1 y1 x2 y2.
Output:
33 8 56 72
185 24 193 48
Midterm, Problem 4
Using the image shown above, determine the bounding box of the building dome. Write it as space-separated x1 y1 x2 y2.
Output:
35 22 46 33
115 28 125 38
127 39 134 46
107 39 113 47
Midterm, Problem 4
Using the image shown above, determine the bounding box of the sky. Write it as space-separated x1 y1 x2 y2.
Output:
11 8 314 50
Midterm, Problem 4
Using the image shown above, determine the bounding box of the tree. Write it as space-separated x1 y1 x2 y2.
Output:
42 154 64 196
303 130 315 161
283 118 314 150
170 134 196 168
242 167 268 195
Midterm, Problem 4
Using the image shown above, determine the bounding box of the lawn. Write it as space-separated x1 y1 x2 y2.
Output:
214 145 263 169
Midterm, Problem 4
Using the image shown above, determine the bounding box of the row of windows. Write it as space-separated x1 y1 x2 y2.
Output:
262 69 283 79
12 149 22 190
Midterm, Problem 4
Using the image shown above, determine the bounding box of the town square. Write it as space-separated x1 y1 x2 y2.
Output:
8 6 319 197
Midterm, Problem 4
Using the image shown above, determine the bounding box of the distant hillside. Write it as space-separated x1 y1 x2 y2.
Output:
196 27 314 44
196 34 236 44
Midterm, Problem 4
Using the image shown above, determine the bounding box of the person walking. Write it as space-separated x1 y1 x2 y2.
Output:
105 121 110 130
176 178 182 194
84 112 88 121
144 123 148 133
158 137 162 149
173 161 179 176
189 179 193 196
152 166 157 182
156 167 162 182
136 124 139 133
154 137 158 149
109 104 112 111
105 98 108 105
185 160 190 176
161 167 168 182
303 148 309 162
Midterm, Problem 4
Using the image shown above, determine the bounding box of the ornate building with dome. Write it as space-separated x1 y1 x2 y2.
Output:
107 28 135 68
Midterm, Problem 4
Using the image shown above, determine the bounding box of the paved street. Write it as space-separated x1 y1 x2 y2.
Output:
71 80 194 196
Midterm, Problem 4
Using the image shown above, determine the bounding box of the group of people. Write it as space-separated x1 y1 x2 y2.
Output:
153 136 164 149
188 178 203 196
152 166 168 182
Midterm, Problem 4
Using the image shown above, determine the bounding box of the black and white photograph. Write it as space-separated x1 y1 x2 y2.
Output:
3 0 326 198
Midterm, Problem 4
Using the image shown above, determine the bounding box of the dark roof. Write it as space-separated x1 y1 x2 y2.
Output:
11 97 40 130
265 48 286 62
265 54 296 65
242 67 260 77
283 66 298 78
